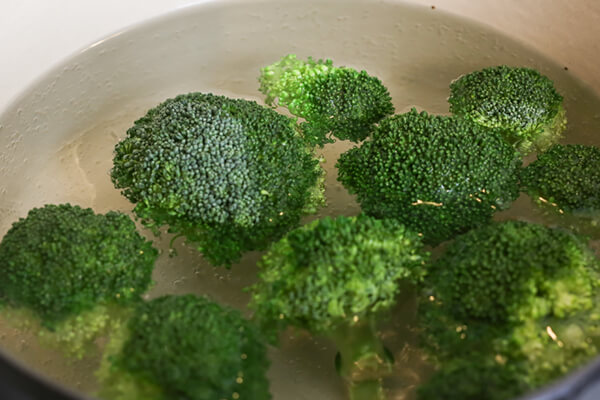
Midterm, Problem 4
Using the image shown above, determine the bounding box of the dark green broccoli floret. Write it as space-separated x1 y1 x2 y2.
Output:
111 92 324 267
97 295 270 400
422 296 600 389
417 357 529 400
336 109 521 245
249 214 428 400
259 54 394 145
521 144 600 212
420 300 600 400
418 296 532 400
449 65 567 154
419 221 600 399
0 204 157 356
430 221 597 324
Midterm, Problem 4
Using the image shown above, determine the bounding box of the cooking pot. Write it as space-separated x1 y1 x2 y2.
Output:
1 1 599 399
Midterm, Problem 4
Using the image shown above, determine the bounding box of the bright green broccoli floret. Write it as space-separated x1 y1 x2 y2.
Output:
111 92 324 267
449 65 567 154
0 204 157 356
97 295 270 400
249 214 428 400
337 109 521 245
520 144 600 238
419 221 600 399
259 54 394 145
521 144 600 212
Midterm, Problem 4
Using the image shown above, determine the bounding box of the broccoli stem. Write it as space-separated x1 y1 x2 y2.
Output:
329 317 391 400
348 380 385 400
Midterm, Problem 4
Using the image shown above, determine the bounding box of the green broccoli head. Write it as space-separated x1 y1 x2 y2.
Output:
0 204 157 325
249 214 428 335
0 204 157 356
417 357 529 400
98 295 271 400
420 302 600 399
249 214 426 400
429 220 598 324
421 295 600 388
449 65 566 154
336 109 521 245
504 309 600 387
259 54 394 145
419 221 600 398
421 291 600 398
418 295 532 400
521 144 600 213
111 92 324 266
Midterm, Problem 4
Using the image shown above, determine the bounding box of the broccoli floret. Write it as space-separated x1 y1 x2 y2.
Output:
336 109 521 244
449 65 567 154
97 295 270 400
520 144 600 238
259 54 394 145
111 92 324 267
420 302 600 400
422 298 600 389
430 220 597 324
521 144 600 212
0 204 157 357
419 221 600 399
417 357 528 400
418 296 533 400
505 309 600 386
249 214 428 400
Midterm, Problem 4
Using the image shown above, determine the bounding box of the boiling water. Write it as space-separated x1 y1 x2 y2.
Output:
1 4 600 400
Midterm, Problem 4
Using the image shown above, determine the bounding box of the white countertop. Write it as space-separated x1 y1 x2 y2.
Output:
1 0 599 111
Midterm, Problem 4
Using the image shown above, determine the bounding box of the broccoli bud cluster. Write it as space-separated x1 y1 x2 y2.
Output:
250 214 428 334
250 214 428 400
0 204 157 357
337 109 522 244
259 54 394 145
419 221 600 400
449 65 567 154
0 204 157 326
98 295 271 400
111 92 324 266
521 144 600 212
